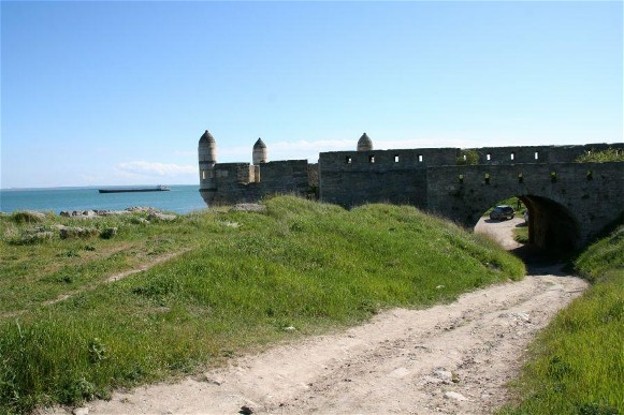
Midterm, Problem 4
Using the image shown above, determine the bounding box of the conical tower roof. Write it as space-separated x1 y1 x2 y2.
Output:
357 132 373 151
199 130 216 145
253 137 267 149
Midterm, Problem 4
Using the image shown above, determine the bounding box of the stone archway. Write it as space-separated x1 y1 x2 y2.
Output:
467 194 581 254
520 195 580 253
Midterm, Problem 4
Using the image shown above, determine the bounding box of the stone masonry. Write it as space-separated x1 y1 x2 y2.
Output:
199 131 624 251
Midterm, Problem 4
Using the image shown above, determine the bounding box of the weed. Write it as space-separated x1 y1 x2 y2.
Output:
61 377 96 404
87 338 107 363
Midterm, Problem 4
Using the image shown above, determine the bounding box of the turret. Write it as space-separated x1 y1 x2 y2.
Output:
252 137 268 165
198 130 217 203
357 132 373 152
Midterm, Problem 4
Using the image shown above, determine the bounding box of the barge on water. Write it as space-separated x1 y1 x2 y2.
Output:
98 185 170 194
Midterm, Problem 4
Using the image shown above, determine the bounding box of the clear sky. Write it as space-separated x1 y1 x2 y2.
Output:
1 1 622 188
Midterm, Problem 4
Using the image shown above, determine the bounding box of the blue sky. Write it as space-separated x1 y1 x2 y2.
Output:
1 1 622 188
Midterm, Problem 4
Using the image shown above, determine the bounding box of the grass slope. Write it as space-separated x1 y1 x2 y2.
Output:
0 196 524 414
501 224 624 415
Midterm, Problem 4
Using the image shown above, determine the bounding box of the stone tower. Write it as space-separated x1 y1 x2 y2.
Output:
357 132 373 151
198 130 217 204
252 137 268 165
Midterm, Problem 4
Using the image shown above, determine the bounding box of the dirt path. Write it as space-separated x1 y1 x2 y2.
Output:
475 216 525 250
53 274 585 415
51 218 587 415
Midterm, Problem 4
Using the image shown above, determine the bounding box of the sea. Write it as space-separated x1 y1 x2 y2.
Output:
0 185 207 214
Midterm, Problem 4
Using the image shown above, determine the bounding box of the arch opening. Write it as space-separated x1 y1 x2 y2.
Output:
474 195 580 256
474 196 528 252
521 195 580 254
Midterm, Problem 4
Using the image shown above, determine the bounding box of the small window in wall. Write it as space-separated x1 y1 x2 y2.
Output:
518 172 523 183
550 171 557 183
201 170 206 180
458 174 464 184
369 155 375 163
587 170 593 180
346 156 352 164
463 154 467 161
484 173 490 185
534 151 539 160
394 154 400 163
418 154 423 162
510 152 515 161
486 153 491 161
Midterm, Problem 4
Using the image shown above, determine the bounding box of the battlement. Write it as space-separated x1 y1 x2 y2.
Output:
319 148 458 169
320 143 623 171
464 143 620 165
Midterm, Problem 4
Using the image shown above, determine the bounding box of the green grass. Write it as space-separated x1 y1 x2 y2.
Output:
513 225 529 244
0 196 525 414
0 209 206 314
500 224 624 415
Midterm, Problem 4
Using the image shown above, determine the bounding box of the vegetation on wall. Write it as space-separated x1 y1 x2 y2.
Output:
575 147 624 163
456 149 480 165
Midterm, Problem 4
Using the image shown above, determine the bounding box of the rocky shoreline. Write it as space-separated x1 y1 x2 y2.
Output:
59 206 174 219
4 207 178 244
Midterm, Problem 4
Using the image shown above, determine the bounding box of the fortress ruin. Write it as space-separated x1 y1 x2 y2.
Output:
198 130 624 251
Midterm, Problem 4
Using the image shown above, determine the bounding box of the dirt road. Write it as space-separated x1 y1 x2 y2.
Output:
56 275 584 415
53 218 587 415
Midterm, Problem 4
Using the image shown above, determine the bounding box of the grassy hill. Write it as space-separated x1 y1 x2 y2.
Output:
501 223 624 414
0 196 524 413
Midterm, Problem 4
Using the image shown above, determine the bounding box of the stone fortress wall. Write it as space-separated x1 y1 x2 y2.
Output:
199 130 623 250
318 142 620 207
199 131 318 206
202 160 316 205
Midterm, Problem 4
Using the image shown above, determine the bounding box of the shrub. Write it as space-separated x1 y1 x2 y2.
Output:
457 149 480 165
11 211 46 224
576 148 624 163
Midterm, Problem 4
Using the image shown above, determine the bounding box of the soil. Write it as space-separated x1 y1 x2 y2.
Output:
49 218 587 415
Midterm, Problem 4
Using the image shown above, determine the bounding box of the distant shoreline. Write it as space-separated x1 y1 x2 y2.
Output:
0 185 205 215
0 183 196 192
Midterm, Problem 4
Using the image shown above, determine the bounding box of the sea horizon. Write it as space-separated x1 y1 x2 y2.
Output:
0 184 206 214
0 183 196 191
